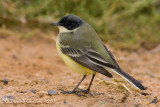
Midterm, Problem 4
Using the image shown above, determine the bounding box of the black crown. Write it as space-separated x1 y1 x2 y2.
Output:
58 15 83 30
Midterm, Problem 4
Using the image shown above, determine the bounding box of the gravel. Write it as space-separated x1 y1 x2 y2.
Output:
48 90 58 96
30 89 36 94
3 78 9 84
2 96 15 101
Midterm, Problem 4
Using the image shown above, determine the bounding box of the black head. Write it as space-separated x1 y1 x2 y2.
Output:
51 15 84 30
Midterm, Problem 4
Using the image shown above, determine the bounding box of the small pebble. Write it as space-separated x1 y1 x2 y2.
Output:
63 99 67 104
141 92 150 96
48 90 58 96
30 89 36 94
151 97 158 104
93 91 105 95
3 78 9 84
2 96 15 101
12 55 18 60
121 96 127 103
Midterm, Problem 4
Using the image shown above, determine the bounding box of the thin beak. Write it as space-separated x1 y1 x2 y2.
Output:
50 23 60 26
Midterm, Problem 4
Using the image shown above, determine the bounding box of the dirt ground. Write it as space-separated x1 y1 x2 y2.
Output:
0 29 160 107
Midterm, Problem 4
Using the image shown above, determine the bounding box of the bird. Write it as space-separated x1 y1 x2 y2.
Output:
50 14 145 96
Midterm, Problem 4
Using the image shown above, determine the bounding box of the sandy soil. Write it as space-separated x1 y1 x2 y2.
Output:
0 30 160 107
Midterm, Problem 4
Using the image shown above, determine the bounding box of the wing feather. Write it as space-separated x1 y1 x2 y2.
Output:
60 45 115 78
60 44 145 90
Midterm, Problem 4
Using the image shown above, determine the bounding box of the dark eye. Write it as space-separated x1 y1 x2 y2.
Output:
65 22 70 26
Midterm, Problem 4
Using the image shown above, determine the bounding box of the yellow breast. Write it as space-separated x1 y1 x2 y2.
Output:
56 36 95 75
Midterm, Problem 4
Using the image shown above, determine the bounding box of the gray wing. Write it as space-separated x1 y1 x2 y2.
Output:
61 45 116 78
61 44 145 90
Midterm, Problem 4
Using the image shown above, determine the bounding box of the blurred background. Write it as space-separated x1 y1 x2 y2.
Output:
0 0 160 49
0 1 160 106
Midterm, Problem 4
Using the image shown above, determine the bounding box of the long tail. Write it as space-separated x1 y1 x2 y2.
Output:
103 45 145 90
110 68 145 90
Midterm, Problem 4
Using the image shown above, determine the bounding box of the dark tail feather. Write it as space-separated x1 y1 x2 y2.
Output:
117 68 145 90
103 44 145 90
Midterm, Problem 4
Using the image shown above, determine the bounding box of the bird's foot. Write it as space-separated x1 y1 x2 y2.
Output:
77 88 105 96
76 88 93 96
59 89 87 97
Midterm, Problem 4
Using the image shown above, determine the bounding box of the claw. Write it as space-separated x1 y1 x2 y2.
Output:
76 88 93 96
59 89 75 94
59 89 87 97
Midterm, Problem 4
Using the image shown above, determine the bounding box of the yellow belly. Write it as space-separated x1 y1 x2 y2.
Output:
56 38 95 75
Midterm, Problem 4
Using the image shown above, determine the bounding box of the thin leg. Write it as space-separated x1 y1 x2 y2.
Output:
73 75 86 91
77 74 96 96
60 75 86 96
87 74 95 91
